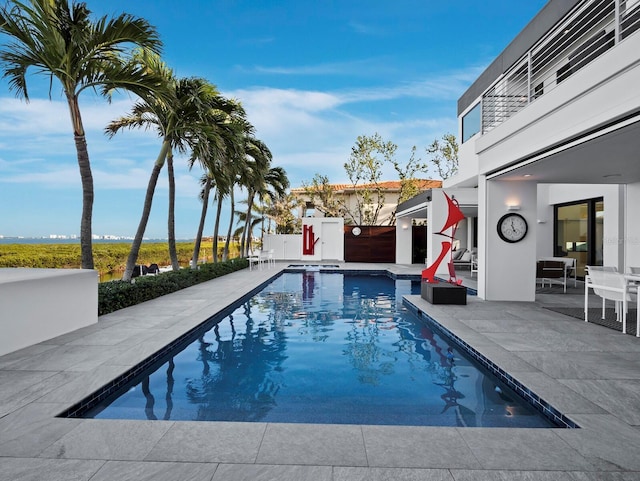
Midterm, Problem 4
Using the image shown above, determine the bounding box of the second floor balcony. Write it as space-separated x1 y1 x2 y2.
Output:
471 0 640 137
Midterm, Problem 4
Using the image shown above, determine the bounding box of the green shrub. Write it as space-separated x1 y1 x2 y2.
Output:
98 258 249 316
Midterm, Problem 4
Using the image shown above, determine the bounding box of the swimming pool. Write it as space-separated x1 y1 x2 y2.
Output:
77 272 555 427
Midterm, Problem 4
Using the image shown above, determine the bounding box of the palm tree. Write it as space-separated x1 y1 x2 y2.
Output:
222 182 237 261
107 54 217 281
238 138 271 256
254 166 289 245
192 173 213 266
0 0 163 269
190 97 247 266
241 164 289 256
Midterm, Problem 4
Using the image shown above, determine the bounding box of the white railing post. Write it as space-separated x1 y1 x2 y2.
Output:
615 0 621 42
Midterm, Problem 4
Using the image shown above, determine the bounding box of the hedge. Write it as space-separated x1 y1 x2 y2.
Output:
98 258 249 316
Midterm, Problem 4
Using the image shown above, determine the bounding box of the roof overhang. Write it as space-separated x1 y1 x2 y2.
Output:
396 188 478 219
487 114 640 184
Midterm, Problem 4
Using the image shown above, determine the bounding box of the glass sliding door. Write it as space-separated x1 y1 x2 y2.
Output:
554 198 604 278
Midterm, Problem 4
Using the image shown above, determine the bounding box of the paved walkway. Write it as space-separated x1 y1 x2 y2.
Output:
1 263 640 480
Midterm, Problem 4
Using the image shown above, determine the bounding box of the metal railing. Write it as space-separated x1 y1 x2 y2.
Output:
480 0 639 135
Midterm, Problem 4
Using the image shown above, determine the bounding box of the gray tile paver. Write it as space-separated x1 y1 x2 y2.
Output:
0 402 81 457
144 421 267 464
0 457 105 481
362 425 480 469
554 414 640 471
1 264 640 479
212 463 332 481
506 371 607 415
558 379 640 425
457 428 594 471
89 460 217 481
256 423 368 467
39 419 174 461
334 466 455 480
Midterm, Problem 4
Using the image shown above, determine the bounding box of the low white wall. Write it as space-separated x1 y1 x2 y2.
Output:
263 235 302 260
0 268 98 356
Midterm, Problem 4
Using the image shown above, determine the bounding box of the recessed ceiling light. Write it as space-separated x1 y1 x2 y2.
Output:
523 174 531 178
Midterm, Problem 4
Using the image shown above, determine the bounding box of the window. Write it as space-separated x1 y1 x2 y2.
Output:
462 103 481 143
554 198 604 278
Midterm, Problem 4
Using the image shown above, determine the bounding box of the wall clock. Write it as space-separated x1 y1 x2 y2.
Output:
352 227 361 236
497 213 528 243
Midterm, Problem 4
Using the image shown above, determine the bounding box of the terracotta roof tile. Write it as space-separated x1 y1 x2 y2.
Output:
291 179 442 193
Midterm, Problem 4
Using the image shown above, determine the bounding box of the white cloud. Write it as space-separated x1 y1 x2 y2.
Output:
0 166 79 186
0 97 138 135
248 57 397 77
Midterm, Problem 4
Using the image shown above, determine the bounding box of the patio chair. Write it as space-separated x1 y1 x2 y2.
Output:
470 254 478 278
538 257 577 288
585 268 638 335
247 250 264 271
452 248 475 270
537 260 567 292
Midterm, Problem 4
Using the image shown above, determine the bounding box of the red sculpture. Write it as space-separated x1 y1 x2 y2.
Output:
302 224 319 255
422 192 465 285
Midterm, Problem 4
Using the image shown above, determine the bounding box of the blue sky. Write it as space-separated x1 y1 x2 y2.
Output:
0 0 548 239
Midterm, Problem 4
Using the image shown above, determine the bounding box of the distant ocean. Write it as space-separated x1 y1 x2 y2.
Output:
0 238 191 245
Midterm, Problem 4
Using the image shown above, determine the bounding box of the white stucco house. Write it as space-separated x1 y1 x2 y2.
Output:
398 0 640 301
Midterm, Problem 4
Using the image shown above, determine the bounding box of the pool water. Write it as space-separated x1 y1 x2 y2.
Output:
85 272 554 427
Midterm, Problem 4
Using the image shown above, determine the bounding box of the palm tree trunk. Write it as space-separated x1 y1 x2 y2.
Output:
212 192 224 264
122 140 170 282
223 188 235 261
191 177 211 269
167 150 180 270
67 95 94 269
243 192 255 256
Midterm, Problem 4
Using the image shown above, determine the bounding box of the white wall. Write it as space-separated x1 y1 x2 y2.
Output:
535 184 554 259
482 179 538 301
263 234 302 260
627 182 640 269
395 219 413 265
0 269 98 356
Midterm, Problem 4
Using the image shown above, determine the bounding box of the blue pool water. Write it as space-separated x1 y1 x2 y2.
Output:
84 272 554 427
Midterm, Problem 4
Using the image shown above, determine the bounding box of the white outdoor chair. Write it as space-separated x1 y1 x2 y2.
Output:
585 267 638 335
248 250 264 271
470 254 478 278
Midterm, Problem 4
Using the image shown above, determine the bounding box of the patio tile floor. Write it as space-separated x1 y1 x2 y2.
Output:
1 263 639 479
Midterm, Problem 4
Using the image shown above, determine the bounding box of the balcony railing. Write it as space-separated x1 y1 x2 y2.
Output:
481 0 640 135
